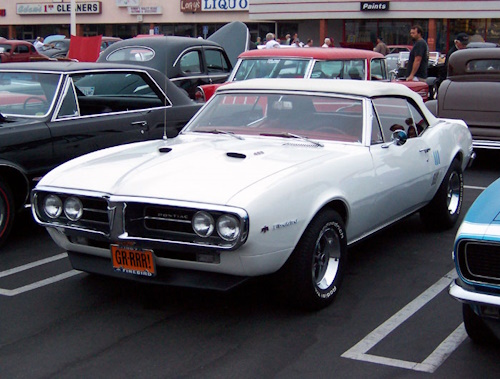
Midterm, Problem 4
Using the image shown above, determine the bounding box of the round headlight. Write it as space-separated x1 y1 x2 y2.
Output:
43 195 63 219
64 197 83 221
192 211 214 237
217 214 240 242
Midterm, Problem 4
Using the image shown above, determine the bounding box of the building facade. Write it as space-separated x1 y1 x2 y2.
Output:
0 1 499 52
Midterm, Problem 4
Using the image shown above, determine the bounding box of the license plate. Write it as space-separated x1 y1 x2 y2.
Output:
111 245 156 277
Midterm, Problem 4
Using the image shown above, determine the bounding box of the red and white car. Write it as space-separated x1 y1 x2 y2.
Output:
196 47 429 102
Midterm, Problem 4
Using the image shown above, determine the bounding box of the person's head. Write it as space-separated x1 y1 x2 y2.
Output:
266 32 275 42
306 38 313 46
454 32 469 49
285 34 290 40
293 38 301 46
324 37 331 46
376 36 383 43
410 25 424 41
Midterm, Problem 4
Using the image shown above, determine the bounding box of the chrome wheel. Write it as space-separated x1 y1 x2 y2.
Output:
313 225 341 290
447 171 461 215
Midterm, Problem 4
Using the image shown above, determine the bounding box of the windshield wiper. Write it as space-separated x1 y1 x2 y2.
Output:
195 129 244 140
260 132 323 147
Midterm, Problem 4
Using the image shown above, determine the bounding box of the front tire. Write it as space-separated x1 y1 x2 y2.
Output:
463 304 496 344
0 178 15 248
281 209 347 310
420 159 463 230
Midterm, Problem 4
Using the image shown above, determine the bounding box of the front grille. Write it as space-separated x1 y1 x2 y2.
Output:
457 240 500 286
123 202 246 249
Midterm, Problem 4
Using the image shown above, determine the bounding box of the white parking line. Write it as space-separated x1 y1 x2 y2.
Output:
464 185 486 191
341 269 467 373
0 253 82 297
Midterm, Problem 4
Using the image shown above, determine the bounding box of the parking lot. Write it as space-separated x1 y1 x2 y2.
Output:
0 152 499 378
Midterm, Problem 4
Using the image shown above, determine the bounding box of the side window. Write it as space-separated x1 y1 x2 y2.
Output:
371 104 384 144
56 78 79 119
407 100 429 135
180 51 202 74
370 59 388 80
205 49 230 73
16 45 29 54
373 97 420 141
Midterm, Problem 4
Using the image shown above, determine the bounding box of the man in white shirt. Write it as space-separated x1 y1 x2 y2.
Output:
265 33 280 49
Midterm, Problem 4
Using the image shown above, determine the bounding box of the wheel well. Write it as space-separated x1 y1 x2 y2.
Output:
322 199 348 225
0 166 30 211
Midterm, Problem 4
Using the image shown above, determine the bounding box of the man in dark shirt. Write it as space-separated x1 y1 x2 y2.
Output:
439 32 469 82
406 25 429 81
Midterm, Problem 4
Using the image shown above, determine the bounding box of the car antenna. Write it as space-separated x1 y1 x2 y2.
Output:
159 70 172 153
163 74 168 141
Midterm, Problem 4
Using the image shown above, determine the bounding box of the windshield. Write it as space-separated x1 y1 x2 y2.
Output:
185 92 364 144
0 72 61 117
232 58 310 80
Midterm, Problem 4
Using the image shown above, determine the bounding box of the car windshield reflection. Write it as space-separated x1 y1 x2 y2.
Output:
0 72 60 117
185 92 364 144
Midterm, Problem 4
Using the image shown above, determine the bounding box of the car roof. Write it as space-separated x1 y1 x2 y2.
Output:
448 47 500 76
218 78 417 98
0 61 163 73
104 36 221 51
238 47 384 60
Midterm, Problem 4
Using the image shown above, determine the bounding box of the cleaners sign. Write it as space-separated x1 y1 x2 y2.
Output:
17 2 102 15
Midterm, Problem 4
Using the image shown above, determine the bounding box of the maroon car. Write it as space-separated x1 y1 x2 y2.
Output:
0 39 49 63
197 47 430 102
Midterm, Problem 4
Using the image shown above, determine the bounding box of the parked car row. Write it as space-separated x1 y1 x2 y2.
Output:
1 26 498 344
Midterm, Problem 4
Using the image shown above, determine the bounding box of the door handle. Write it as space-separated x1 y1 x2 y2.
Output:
131 120 149 134
419 147 431 153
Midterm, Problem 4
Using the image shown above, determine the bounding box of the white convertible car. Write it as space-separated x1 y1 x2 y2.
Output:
31 79 474 309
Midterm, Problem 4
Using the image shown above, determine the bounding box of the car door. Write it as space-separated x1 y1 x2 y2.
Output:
203 47 232 84
48 71 168 166
171 48 206 99
13 44 30 62
368 96 436 228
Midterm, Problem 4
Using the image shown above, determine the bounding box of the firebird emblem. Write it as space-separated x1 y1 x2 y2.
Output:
261 226 269 233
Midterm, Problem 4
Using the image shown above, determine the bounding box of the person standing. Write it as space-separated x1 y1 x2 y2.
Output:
406 25 429 82
304 39 313 47
373 36 388 55
265 32 280 49
440 32 469 81
322 37 332 48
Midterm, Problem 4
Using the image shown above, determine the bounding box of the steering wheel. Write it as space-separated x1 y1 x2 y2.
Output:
23 96 48 110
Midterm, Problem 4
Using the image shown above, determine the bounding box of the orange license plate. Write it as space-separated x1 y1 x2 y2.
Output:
111 245 156 277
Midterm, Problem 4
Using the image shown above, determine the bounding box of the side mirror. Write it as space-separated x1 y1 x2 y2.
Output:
391 129 408 145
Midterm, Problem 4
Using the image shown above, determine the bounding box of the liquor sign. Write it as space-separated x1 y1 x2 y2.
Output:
17 2 101 15
202 0 248 12
128 6 163 15
360 2 389 11
181 0 202 13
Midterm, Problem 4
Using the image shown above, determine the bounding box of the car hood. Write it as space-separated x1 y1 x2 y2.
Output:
456 177 500 241
208 21 251 67
39 135 344 205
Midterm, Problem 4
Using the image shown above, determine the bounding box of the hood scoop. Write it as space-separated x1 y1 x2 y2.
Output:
226 152 247 159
